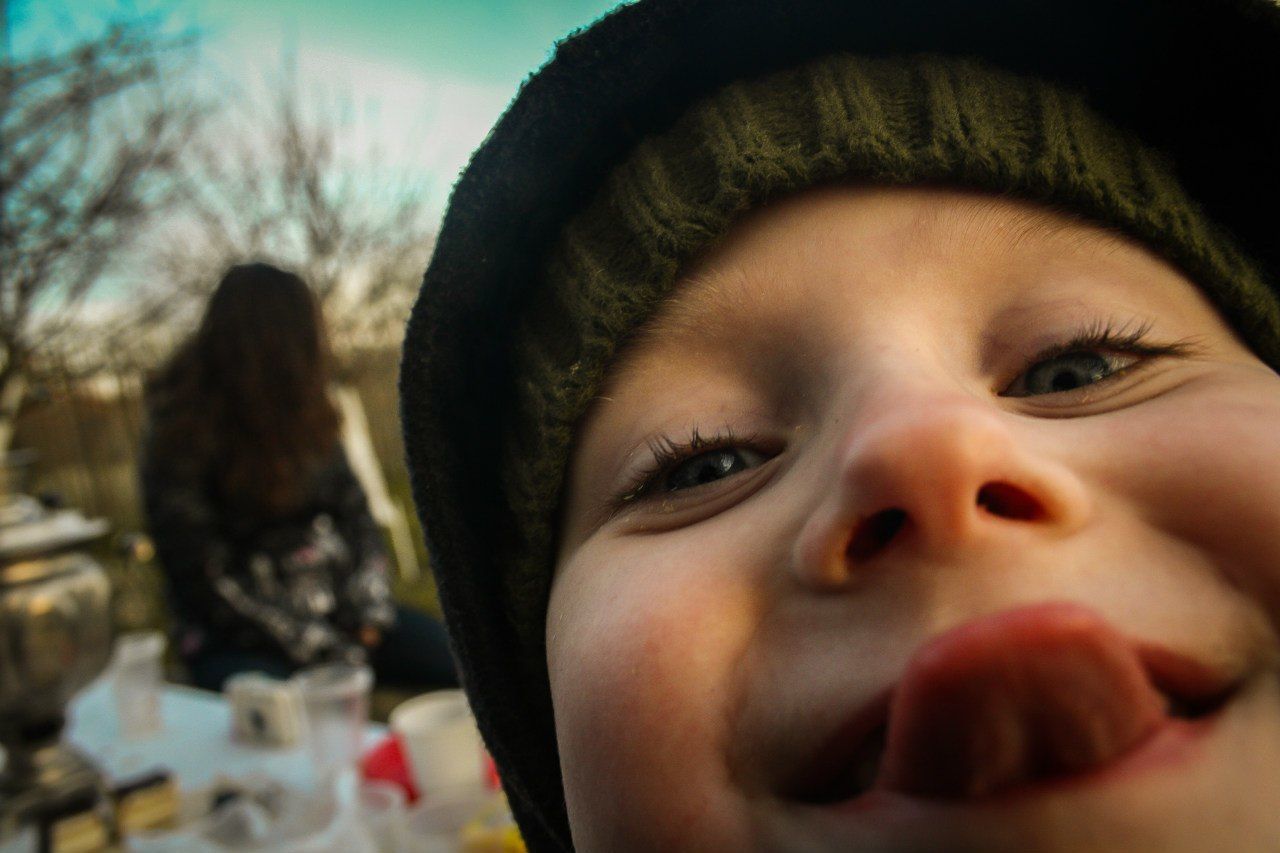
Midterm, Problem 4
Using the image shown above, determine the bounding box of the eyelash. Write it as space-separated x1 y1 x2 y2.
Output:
615 426 761 509
614 319 1198 510
999 318 1198 396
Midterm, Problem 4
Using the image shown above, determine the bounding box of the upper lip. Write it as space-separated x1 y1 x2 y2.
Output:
779 639 1243 806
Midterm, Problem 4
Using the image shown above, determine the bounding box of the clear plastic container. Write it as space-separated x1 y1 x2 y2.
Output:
403 790 523 853
358 780 407 852
111 631 166 739
404 790 493 853
291 663 373 784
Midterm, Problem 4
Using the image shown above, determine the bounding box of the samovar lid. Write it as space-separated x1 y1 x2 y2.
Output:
0 495 109 565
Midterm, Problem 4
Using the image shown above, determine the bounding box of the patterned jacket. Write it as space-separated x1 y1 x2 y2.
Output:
140 429 396 666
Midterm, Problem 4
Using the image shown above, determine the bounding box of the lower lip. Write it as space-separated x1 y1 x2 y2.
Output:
820 706 1222 822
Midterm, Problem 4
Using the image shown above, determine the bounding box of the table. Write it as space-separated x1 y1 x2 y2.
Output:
66 676 385 793
9 679 501 852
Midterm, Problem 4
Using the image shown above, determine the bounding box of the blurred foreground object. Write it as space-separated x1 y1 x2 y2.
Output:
0 474 112 840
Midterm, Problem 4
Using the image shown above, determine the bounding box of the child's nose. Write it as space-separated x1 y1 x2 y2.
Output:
791 390 1091 590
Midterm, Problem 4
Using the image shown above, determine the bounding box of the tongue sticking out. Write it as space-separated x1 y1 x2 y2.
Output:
878 603 1166 799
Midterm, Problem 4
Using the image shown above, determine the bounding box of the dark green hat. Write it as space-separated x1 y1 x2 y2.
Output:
400 1 1280 849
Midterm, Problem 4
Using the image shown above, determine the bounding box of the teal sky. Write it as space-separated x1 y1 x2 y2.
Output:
195 0 623 86
12 0 626 216
14 1 623 86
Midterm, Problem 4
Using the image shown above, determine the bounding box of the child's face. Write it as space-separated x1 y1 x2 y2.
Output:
547 186 1280 851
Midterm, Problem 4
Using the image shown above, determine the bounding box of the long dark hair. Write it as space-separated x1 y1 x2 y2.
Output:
148 263 341 514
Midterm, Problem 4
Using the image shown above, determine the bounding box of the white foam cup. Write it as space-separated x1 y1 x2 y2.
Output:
389 690 485 799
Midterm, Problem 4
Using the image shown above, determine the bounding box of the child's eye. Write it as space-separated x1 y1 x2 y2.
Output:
663 446 769 492
1003 349 1138 397
1000 320 1196 399
616 428 773 508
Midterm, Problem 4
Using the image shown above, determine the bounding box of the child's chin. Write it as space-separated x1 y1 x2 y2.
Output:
765 672 1280 852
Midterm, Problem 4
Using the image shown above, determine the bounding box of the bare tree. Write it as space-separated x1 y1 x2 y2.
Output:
138 68 435 363
0 4 202 449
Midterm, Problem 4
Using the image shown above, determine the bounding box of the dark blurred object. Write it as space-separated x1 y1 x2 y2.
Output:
110 769 179 834
0 449 36 499
32 787 112 853
0 482 112 841
116 532 155 565
109 532 165 642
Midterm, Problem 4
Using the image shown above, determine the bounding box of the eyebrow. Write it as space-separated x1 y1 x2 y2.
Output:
613 263 776 373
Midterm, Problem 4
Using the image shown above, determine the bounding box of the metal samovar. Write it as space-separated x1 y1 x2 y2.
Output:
0 491 112 836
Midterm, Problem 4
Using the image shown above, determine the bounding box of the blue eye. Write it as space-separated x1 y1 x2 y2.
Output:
615 428 774 509
1000 321 1196 399
663 447 766 492
1011 350 1130 397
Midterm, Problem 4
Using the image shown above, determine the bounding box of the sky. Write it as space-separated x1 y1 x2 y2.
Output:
12 0 626 217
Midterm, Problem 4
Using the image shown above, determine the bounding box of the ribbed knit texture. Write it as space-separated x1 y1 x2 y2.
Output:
502 53 1280 656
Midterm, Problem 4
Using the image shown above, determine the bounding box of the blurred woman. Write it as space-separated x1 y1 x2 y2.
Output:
141 262 457 692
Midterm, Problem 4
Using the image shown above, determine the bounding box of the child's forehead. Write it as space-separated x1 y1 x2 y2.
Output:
613 186 1159 368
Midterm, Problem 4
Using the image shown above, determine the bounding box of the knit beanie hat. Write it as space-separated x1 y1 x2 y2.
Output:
400 1 1280 849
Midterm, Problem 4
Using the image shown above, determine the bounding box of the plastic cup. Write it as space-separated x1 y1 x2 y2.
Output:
291 663 373 783
358 780 408 852
404 790 509 853
111 631 166 739
388 690 485 800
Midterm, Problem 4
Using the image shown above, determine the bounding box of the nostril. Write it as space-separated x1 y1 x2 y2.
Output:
976 482 1043 520
847 508 907 561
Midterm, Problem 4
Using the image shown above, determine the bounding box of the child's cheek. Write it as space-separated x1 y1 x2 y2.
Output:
547 542 759 848
1104 374 1280 628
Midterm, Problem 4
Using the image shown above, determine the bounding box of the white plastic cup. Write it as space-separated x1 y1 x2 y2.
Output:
404 790 495 853
111 631 166 739
389 690 486 800
358 780 408 853
291 663 373 783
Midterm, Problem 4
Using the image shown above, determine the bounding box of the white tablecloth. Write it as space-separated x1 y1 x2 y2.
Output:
66 676 385 793
7 679 491 852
